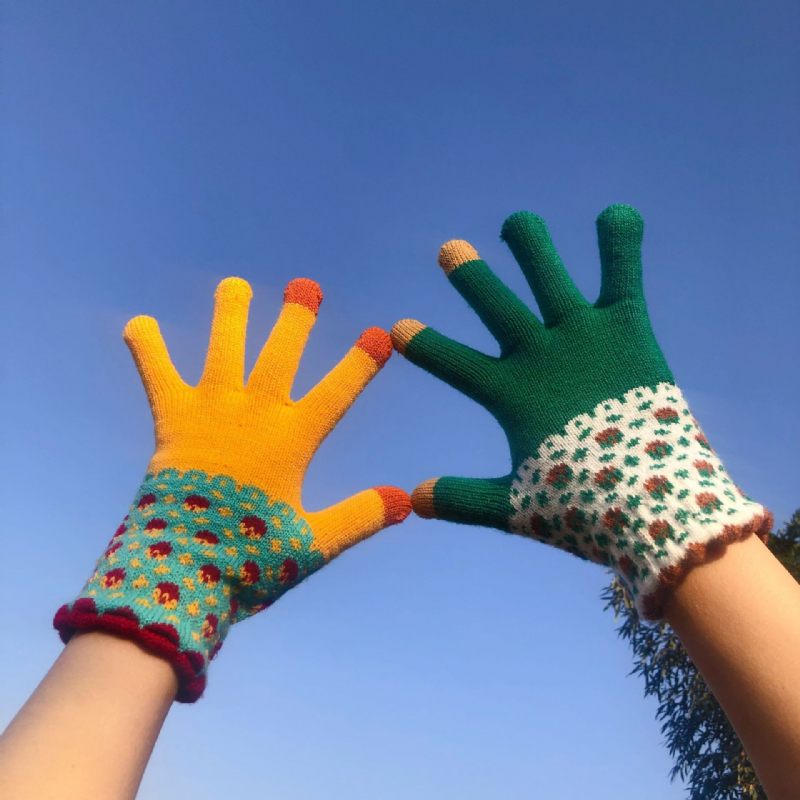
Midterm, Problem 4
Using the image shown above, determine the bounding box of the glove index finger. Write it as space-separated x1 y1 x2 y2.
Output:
391 319 498 403
298 327 392 438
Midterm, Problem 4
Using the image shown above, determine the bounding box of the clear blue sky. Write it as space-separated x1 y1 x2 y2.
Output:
2 2 798 797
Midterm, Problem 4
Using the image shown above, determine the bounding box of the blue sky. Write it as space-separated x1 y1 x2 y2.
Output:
1 2 798 797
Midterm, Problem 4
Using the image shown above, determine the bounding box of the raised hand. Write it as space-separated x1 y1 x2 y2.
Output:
392 206 770 619
55 277 410 700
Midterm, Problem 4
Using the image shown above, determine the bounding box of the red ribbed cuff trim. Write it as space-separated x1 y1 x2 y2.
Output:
53 598 208 703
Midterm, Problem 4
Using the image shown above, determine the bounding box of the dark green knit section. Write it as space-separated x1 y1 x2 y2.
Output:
403 205 674 529
406 204 673 467
406 302 672 467
431 476 514 529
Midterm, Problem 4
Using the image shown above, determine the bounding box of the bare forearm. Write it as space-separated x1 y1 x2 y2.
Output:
0 632 177 800
665 534 800 799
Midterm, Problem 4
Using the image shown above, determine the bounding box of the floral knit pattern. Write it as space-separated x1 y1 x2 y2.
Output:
508 382 767 617
54 468 324 701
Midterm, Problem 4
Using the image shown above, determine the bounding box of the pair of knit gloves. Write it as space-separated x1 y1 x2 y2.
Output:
55 206 771 701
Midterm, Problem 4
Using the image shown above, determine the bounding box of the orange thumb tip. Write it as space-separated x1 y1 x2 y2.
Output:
284 277 323 314
375 486 412 526
356 327 392 367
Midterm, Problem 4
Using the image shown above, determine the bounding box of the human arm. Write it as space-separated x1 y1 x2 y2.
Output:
0 276 410 798
0 633 176 800
391 205 796 795
665 534 800 800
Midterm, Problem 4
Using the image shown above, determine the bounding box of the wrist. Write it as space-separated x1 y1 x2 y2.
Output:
55 467 324 701
508 381 771 618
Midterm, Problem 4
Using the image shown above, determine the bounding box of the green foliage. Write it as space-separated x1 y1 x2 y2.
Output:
603 510 800 799
768 509 800 578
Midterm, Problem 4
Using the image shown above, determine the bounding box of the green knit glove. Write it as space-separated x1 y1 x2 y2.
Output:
392 205 771 619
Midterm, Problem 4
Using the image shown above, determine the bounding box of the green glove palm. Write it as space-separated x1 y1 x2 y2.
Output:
392 205 771 618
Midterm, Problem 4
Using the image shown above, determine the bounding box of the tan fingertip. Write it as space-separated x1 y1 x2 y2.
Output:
216 276 253 300
284 277 323 314
375 486 412 526
438 240 480 275
390 319 426 354
410 479 437 519
356 327 393 367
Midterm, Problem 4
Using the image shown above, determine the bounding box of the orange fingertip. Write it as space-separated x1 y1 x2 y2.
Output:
375 486 412 526
438 240 480 275
284 278 323 314
410 479 437 519
356 327 392 367
390 319 426 355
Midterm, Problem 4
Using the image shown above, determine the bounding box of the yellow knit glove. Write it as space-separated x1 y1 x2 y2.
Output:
55 277 410 701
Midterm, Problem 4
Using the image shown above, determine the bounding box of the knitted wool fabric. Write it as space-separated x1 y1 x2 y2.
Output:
391 206 771 619
55 277 411 701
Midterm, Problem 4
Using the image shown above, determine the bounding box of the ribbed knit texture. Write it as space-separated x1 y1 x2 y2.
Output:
392 206 771 618
55 277 410 701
